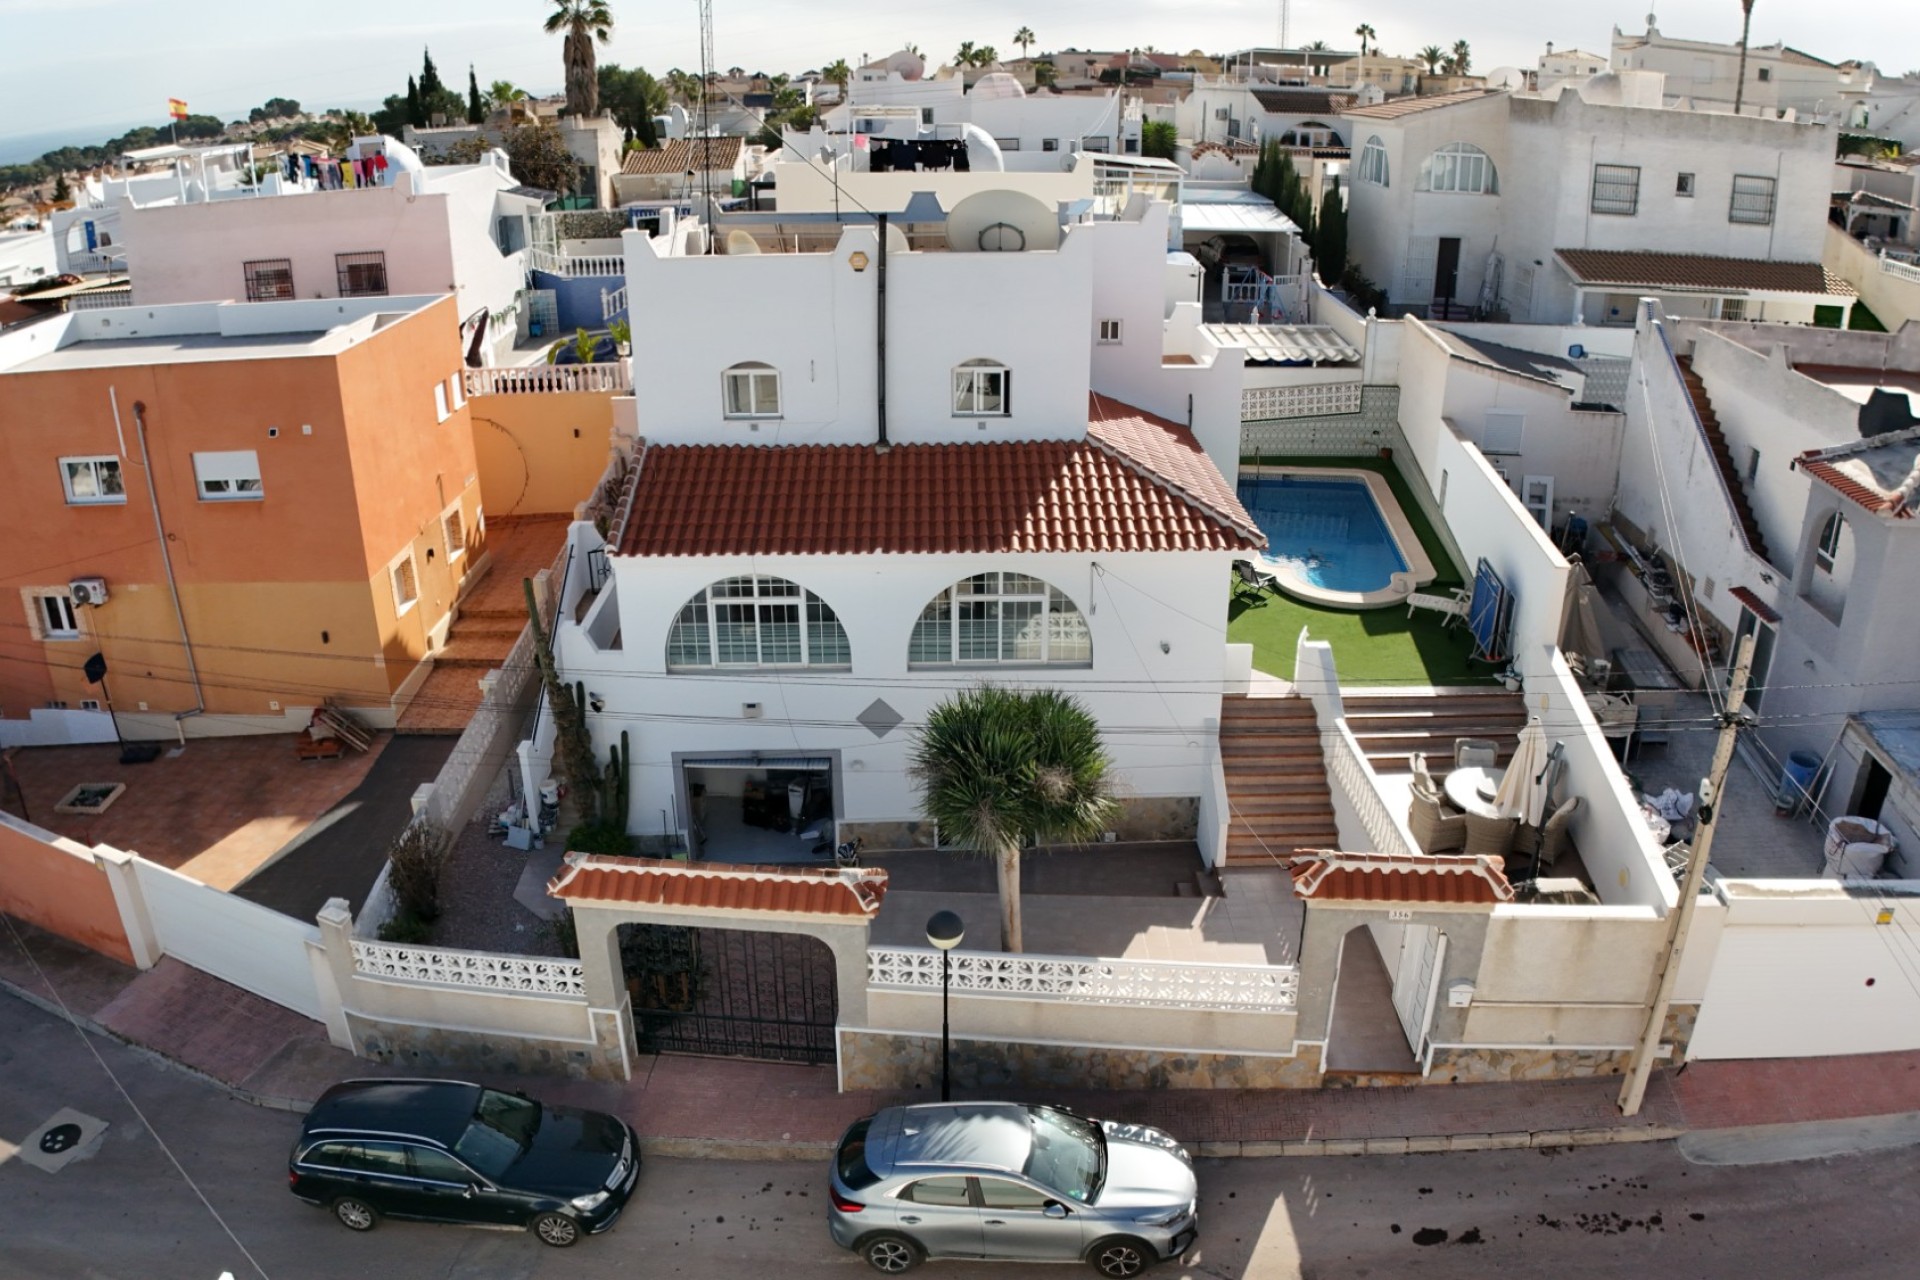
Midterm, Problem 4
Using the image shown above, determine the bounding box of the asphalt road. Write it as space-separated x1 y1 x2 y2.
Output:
1 995 1915 1280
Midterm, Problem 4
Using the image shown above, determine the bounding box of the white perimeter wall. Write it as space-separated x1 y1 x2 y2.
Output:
571 546 1232 841
131 859 325 1019
1690 879 1920 1059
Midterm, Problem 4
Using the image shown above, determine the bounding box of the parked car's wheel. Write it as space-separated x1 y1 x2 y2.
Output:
532 1211 582 1247
858 1231 924 1274
332 1197 377 1232
1088 1235 1155 1278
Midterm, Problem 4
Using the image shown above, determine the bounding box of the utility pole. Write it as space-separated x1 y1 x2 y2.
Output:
1619 632 1755 1115
1732 0 1757 115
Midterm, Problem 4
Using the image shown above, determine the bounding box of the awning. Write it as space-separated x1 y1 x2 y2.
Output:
1204 323 1360 364
1178 198 1299 236
684 756 832 770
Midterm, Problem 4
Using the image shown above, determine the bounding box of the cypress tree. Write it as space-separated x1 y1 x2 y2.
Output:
406 76 423 128
1317 177 1347 284
468 66 485 124
420 48 445 102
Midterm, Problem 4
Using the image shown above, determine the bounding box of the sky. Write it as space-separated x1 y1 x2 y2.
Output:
1 0 1913 160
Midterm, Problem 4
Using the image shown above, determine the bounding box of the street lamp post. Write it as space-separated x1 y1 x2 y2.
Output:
926 910 965 1102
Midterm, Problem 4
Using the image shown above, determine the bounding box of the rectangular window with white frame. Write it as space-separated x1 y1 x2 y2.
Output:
390 550 420 615
449 374 465 410
722 365 781 418
61 456 126 505
1590 164 1641 215
1481 410 1525 454
1097 319 1123 344
953 362 1010 416
433 382 450 423
193 450 263 501
25 590 80 641
1729 175 1776 225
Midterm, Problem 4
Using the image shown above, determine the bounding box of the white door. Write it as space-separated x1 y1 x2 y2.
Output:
1401 236 1437 301
1391 926 1447 1056
1521 475 1554 529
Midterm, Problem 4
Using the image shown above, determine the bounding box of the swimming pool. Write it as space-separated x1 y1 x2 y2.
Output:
1237 468 1437 609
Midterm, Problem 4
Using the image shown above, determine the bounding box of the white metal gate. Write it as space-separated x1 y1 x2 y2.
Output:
1390 926 1447 1057
132 861 325 1019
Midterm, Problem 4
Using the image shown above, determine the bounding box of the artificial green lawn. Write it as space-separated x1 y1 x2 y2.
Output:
1228 455 1496 687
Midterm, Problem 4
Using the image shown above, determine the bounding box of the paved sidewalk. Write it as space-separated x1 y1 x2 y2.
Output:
7 915 1919 1159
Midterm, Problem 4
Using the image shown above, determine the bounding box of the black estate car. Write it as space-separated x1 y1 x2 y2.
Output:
288 1078 639 1247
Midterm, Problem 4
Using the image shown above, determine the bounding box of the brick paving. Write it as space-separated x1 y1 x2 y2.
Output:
6 734 384 887
9 914 1919 1150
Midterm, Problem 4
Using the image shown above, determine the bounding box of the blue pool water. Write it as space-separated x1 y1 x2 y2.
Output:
1237 474 1408 593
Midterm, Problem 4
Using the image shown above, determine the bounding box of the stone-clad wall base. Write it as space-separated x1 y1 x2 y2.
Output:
849 797 1196 853
1425 1005 1699 1085
840 1030 1324 1091
346 1008 627 1082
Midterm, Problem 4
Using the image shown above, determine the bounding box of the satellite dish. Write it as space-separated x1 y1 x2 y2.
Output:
725 229 762 255
1486 66 1527 91
957 122 1005 172
883 221 909 254
946 189 1059 253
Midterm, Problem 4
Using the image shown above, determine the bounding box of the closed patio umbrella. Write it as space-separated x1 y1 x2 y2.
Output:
1494 716 1551 826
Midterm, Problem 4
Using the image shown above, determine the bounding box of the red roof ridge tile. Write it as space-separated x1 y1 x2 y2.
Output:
1287 851 1514 904
548 853 890 916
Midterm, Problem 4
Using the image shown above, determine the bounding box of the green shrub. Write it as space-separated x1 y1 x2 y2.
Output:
377 911 434 944
567 822 632 856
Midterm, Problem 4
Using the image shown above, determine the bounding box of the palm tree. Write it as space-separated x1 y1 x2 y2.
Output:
1306 40 1330 52
912 686 1117 953
665 68 703 107
1450 40 1473 75
1733 0 1758 114
822 58 852 98
543 0 615 117
955 41 977 68
1417 45 1446 74
1354 24 1376 56
1014 26 1036 58
975 46 999 67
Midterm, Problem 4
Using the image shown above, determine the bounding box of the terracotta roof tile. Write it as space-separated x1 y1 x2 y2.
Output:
1287 852 1513 904
622 136 744 176
1189 141 1260 160
617 396 1265 557
1727 585 1781 624
1341 89 1500 120
1797 458 1918 518
1554 249 1855 297
548 854 888 916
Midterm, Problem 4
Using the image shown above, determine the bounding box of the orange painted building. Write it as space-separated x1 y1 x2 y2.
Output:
0 295 484 743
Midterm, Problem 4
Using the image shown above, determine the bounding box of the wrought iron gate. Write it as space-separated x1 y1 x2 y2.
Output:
624 925 838 1065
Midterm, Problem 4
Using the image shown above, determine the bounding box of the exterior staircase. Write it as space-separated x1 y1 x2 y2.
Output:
393 592 525 736
1219 695 1340 868
1676 357 1771 565
1341 688 1529 774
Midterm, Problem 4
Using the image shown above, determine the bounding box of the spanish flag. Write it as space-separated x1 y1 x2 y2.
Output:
168 98 189 120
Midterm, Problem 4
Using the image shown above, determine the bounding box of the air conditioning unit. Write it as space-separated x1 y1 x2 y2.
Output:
68 577 109 607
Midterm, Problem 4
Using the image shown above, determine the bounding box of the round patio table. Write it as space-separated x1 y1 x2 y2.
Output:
1444 766 1510 819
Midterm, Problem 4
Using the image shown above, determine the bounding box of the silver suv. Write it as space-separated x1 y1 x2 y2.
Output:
827 1103 1198 1276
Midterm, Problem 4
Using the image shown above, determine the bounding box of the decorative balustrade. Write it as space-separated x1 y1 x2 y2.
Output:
351 940 586 998
1881 252 1920 286
601 283 628 322
1324 721 1416 858
868 947 1297 1013
464 363 631 396
1241 380 1363 421
530 248 626 278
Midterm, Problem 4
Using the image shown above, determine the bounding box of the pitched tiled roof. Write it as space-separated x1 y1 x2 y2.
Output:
1795 427 1920 518
1251 89 1353 116
548 854 889 916
1287 852 1514 904
622 136 744 175
1189 141 1260 161
617 396 1265 557
1727 585 1781 624
1554 249 1855 297
1341 88 1500 120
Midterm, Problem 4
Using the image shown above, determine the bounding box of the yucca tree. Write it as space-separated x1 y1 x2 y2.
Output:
1014 26 1036 58
911 686 1117 954
545 0 615 117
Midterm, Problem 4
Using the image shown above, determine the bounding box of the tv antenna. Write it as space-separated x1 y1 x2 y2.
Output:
1279 0 1292 50
697 0 715 248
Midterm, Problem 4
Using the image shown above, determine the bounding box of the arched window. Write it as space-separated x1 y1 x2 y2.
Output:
1357 136 1389 186
722 362 781 418
1814 513 1845 573
1418 142 1498 194
908 573 1091 666
667 576 850 669
952 359 1010 417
